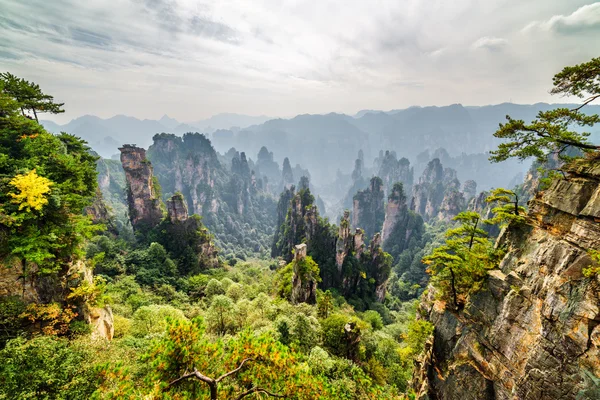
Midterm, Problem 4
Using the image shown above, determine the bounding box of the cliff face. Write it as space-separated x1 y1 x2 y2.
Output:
413 156 600 400
382 183 425 260
376 150 414 197
291 244 317 304
411 158 463 221
352 176 385 239
119 145 163 229
273 187 391 302
147 133 219 216
147 133 277 256
0 259 114 341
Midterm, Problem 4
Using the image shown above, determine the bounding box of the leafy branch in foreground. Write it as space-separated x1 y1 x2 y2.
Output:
490 56 600 164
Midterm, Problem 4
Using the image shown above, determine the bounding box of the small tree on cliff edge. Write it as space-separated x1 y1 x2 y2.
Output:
423 212 490 309
489 57 600 165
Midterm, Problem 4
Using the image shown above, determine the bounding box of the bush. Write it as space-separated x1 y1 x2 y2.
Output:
131 305 187 337
0 336 97 399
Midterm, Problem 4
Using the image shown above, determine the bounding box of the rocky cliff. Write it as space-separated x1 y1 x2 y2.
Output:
145 133 277 256
290 244 318 304
119 144 164 229
352 176 385 239
0 259 114 341
413 155 600 400
273 185 391 302
411 158 466 222
376 150 414 197
381 183 425 260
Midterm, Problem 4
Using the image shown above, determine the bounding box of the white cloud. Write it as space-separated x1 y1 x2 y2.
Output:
0 0 599 123
471 36 508 51
523 2 600 33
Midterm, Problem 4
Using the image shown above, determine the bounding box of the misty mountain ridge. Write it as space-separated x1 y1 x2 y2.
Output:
40 103 600 196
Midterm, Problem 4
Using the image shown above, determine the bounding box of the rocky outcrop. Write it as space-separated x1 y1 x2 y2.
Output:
147 133 219 217
462 180 477 202
271 185 319 262
382 183 425 259
282 157 294 189
119 145 163 229
0 259 114 341
414 155 600 400
166 193 189 222
336 211 353 270
411 158 464 221
352 176 385 239
290 244 317 304
437 190 465 222
376 150 414 197
468 191 500 237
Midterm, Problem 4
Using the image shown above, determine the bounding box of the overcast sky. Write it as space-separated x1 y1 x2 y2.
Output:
1 0 600 123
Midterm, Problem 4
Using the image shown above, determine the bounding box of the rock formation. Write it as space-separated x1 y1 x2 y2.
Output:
376 150 414 197
273 185 391 302
411 158 463 221
166 193 189 222
119 144 163 229
413 155 600 399
467 191 500 237
437 190 466 222
335 211 353 270
0 259 114 341
462 180 477 202
282 157 295 189
381 183 425 259
352 176 385 239
290 244 318 304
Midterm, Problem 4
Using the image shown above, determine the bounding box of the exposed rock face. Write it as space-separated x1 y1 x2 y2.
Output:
291 244 317 304
147 133 218 217
166 193 189 222
468 191 500 237
119 145 163 229
437 190 465 221
414 155 600 400
352 176 385 239
382 184 406 246
79 265 114 341
271 185 318 261
462 180 477 202
282 157 295 189
411 158 463 221
0 259 114 340
376 150 414 197
336 211 352 270
382 183 425 259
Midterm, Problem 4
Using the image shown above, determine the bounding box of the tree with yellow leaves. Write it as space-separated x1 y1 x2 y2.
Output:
8 169 53 212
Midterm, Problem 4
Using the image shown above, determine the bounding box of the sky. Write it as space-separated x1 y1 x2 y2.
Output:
1 0 600 124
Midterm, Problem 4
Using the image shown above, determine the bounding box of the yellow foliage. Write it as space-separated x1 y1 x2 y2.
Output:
8 169 53 212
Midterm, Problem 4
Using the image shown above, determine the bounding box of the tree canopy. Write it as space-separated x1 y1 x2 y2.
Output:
490 57 600 164
0 72 65 122
0 73 98 275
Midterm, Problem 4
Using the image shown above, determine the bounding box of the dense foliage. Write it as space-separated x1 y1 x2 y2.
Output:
0 76 98 276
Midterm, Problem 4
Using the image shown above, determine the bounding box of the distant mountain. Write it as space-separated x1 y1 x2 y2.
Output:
188 113 272 132
158 115 180 130
41 103 599 190
40 113 269 158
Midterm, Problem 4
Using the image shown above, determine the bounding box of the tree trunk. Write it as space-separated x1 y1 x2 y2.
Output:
449 267 458 309
33 108 38 122
209 382 218 400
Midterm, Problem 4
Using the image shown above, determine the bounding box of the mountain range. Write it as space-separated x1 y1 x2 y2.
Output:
41 103 600 193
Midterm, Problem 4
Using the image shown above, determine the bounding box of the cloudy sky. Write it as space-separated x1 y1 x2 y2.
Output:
1 0 600 123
